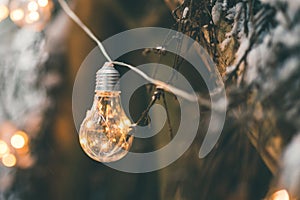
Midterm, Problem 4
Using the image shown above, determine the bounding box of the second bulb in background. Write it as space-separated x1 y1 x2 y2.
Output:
9 0 53 31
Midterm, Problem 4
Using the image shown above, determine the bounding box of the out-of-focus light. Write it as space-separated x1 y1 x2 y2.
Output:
26 11 40 23
38 0 48 7
10 131 28 149
10 8 24 21
0 5 9 22
2 153 17 167
270 189 290 200
0 140 9 156
17 153 35 169
9 0 53 31
27 1 38 11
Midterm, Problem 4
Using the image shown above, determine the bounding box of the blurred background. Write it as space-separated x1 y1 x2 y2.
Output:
0 0 299 200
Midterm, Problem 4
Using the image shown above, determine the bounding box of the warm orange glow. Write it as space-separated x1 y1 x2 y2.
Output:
17 153 35 169
11 131 28 149
0 140 9 156
0 5 9 22
10 9 24 21
27 1 38 11
2 153 17 167
271 189 290 200
38 0 48 7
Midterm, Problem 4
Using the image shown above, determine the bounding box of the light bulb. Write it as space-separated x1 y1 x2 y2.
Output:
9 0 53 31
0 0 9 22
79 62 134 163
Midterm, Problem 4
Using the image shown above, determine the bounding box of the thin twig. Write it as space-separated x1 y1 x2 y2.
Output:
161 91 174 139
133 89 162 126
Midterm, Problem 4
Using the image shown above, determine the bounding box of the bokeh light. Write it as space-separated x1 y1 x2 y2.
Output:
270 189 290 200
10 8 24 21
0 140 9 156
27 1 38 11
2 153 17 167
9 0 53 30
26 11 40 23
10 131 28 149
0 5 9 22
38 0 48 7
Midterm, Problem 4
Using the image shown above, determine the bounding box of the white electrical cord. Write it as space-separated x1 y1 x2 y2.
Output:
112 61 198 102
58 0 198 102
57 0 112 62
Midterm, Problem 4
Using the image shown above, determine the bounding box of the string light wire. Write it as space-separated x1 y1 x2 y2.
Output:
57 0 198 102
112 61 198 101
57 0 112 62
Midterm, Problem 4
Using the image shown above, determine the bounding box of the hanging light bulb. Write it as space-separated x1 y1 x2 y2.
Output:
9 0 53 31
0 0 9 22
79 62 134 163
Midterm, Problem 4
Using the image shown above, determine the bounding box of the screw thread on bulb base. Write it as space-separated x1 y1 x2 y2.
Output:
96 62 120 92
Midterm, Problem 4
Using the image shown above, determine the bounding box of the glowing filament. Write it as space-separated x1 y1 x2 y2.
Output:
79 91 133 162
10 9 24 21
2 153 17 167
101 142 109 151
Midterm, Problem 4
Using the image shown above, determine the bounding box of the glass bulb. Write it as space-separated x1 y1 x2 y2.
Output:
79 63 134 163
9 0 53 31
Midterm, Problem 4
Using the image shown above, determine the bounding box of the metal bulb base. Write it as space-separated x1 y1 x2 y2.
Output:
96 62 120 92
